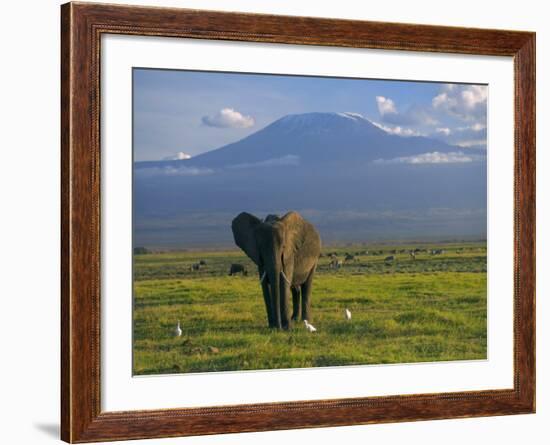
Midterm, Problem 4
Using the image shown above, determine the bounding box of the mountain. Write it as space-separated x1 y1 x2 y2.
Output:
136 112 458 171
133 112 486 248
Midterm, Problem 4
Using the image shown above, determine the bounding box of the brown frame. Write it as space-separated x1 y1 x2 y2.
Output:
61 2 536 443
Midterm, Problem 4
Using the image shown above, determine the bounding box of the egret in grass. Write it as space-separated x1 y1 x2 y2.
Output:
304 320 317 333
345 308 352 321
174 320 182 337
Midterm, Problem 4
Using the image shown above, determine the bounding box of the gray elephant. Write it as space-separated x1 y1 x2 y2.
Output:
231 211 321 330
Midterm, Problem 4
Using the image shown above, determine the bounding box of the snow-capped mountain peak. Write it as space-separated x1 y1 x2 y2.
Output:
136 112 458 170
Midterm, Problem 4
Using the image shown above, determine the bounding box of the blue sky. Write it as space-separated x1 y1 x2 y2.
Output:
133 68 487 162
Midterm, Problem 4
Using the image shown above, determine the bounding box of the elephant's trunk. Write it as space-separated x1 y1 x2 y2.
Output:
268 257 282 329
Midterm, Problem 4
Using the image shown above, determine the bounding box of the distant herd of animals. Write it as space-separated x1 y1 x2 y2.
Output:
186 247 449 274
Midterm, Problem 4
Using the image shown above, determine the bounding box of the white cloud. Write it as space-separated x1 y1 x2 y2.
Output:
454 140 488 148
371 121 423 137
461 86 487 110
421 114 439 126
432 92 450 108
201 108 255 128
470 122 486 132
432 122 487 148
432 84 487 120
455 123 486 133
374 151 484 165
163 151 192 160
376 96 397 116
228 155 300 169
442 84 457 92
136 165 213 177
375 97 437 127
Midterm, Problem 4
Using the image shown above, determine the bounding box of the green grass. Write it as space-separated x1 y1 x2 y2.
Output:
133 242 487 375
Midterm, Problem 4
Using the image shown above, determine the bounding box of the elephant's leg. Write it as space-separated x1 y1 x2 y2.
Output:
260 279 275 328
291 287 301 321
301 267 316 322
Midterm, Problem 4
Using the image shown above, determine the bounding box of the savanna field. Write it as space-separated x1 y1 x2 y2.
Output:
133 242 487 375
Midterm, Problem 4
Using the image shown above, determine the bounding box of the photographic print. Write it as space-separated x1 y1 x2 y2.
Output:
132 69 488 376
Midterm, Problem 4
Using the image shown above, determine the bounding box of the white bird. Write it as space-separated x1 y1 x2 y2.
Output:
174 320 182 337
345 308 352 321
303 320 317 333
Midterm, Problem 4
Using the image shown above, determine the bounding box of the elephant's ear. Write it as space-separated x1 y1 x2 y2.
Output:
231 212 262 265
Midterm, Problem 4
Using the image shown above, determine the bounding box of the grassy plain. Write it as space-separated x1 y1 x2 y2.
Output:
133 242 487 375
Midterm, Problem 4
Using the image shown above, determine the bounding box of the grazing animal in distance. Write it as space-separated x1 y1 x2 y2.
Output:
344 253 357 262
384 255 395 263
345 308 352 321
329 258 343 269
190 262 202 271
229 263 248 276
304 320 317 333
174 320 182 337
409 251 416 260
199 259 207 266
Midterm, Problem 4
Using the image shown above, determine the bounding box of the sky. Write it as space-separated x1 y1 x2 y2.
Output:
133 68 487 162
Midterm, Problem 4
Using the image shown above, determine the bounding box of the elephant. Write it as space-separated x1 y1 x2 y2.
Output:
229 263 248 276
231 211 321 330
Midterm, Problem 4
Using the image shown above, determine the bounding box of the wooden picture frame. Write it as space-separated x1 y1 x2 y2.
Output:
61 2 535 442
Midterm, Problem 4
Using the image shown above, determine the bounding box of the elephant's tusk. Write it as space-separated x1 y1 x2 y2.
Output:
259 271 267 283
280 270 292 285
